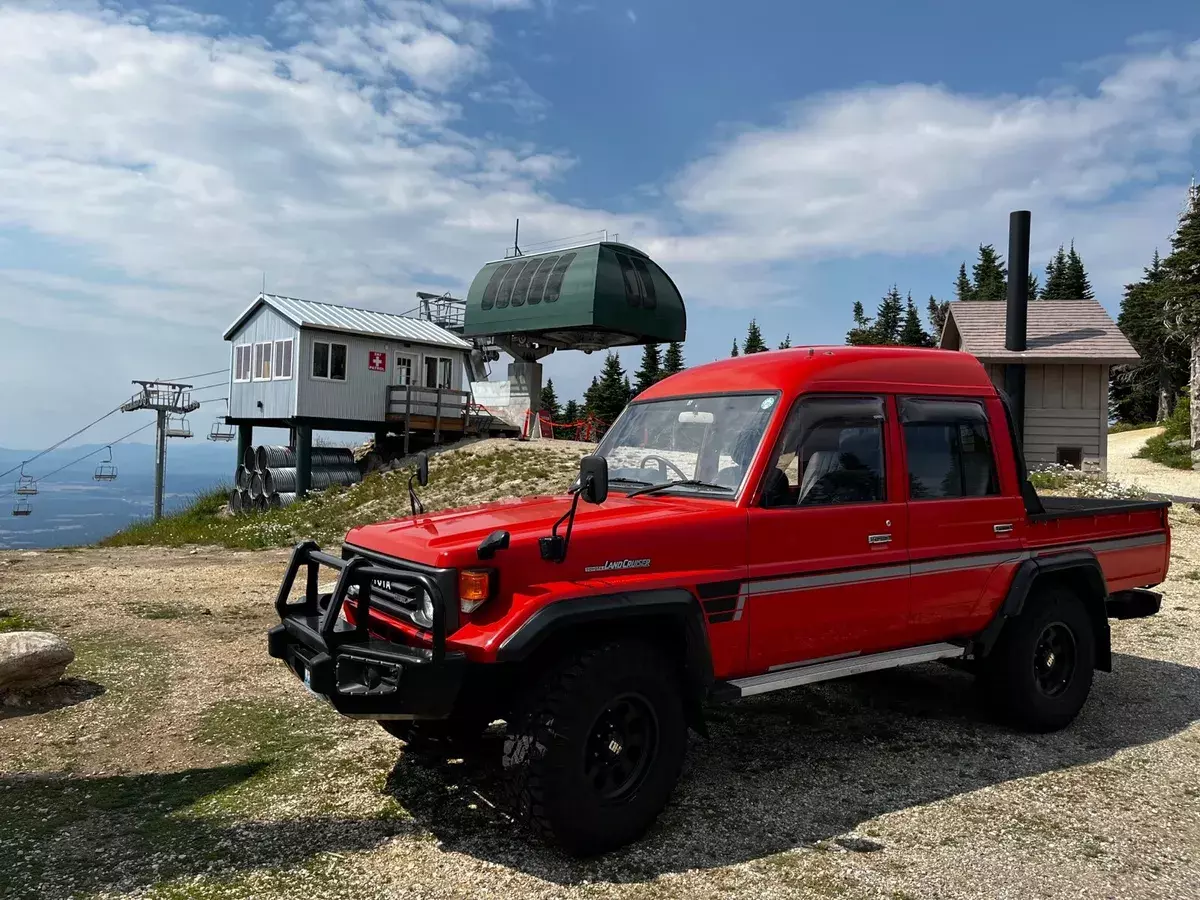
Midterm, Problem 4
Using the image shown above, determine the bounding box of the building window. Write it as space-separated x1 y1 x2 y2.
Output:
395 353 414 386
233 345 252 383
312 341 348 381
424 356 453 390
273 339 293 380
1057 446 1083 469
252 341 272 381
900 398 999 500
765 395 887 507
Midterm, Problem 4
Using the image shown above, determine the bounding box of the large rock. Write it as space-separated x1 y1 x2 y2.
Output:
0 632 74 699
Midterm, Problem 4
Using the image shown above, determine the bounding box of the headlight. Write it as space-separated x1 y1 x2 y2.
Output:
413 589 436 629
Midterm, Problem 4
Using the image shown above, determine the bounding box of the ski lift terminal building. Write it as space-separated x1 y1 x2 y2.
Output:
222 293 480 493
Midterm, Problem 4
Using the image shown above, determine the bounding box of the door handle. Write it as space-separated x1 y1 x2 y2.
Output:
994 523 1014 534
868 534 892 545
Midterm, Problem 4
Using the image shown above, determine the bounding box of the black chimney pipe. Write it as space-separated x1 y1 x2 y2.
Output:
1003 210 1031 440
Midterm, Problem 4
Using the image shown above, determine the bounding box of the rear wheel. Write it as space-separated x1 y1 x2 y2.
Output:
501 639 687 855
980 586 1095 732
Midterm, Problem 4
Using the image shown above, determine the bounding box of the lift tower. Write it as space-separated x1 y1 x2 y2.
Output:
120 380 200 520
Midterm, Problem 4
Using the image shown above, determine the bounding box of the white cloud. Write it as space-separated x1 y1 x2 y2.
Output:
625 8 635 23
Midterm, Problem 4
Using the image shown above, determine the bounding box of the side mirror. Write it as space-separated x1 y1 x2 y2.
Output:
578 455 608 504
416 452 429 487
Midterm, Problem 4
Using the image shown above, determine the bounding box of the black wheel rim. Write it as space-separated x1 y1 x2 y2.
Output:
583 693 659 802
1033 622 1077 698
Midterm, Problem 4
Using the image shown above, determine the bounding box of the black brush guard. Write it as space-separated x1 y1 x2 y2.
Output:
267 541 466 719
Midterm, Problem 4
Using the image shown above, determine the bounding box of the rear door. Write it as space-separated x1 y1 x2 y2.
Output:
746 394 910 671
900 397 1027 643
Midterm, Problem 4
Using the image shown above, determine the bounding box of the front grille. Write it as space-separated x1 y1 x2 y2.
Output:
341 544 458 634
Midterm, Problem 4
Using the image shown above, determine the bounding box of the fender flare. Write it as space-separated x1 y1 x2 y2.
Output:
495 589 715 733
975 550 1112 672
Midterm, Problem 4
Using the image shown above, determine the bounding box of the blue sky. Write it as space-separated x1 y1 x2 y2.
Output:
2 0 1200 447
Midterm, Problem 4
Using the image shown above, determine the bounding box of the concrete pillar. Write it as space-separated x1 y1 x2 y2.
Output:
508 361 543 439
296 422 313 497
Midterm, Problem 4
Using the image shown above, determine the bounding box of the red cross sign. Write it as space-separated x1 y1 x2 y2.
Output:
368 351 387 372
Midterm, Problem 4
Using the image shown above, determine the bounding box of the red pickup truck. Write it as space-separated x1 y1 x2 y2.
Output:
268 345 1170 855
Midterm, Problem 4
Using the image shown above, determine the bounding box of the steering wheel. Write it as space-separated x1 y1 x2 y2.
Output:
640 455 689 481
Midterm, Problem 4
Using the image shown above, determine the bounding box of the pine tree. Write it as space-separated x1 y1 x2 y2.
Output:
778 334 792 349
730 339 739 357
1042 245 1069 299
562 399 580 427
1114 250 1184 424
1161 182 1200 466
846 301 878 345
873 286 905 343
584 375 601 413
743 319 768 354
586 353 632 426
539 379 561 423
899 293 930 346
954 263 974 302
634 343 661 394
970 244 1007 301
1064 241 1094 299
1028 272 1040 300
662 341 685 375
927 295 948 339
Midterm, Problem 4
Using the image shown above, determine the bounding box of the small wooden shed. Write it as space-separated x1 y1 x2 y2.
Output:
939 299 1139 474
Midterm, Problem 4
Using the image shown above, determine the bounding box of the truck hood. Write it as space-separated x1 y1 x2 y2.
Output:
344 493 718 567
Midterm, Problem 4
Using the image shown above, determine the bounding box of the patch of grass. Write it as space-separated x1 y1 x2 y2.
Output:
99 440 588 551
1109 421 1152 434
0 609 38 632
127 601 188 620
1138 396 1192 470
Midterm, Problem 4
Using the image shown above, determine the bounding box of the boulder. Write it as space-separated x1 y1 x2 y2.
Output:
0 632 74 700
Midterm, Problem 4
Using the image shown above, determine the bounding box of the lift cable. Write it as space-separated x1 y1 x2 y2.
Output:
7 396 228 492
160 367 228 383
0 404 125 481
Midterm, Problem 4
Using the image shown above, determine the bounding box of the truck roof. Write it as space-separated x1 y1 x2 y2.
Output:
637 345 998 401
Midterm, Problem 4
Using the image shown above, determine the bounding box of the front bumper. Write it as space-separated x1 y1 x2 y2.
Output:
267 541 466 719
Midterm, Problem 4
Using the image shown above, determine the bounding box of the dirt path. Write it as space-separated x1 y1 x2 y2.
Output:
2 535 1199 900
1107 426 1200 498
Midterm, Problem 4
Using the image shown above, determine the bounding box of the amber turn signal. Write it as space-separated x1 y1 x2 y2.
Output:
459 568 493 613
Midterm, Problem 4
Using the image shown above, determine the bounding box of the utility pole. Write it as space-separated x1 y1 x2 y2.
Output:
120 380 199 520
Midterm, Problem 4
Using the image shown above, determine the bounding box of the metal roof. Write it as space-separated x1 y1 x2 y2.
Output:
940 299 1139 364
223 293 472 350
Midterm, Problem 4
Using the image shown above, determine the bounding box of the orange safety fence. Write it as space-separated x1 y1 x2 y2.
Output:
521 410 607 442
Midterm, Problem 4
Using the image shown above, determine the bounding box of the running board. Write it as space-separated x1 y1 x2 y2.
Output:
725 643 965 698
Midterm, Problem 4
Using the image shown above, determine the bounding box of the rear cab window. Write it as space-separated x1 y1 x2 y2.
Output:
899 398 999 500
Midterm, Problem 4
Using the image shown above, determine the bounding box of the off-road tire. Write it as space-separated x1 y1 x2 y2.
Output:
980 586 1095 732
501 639 687 855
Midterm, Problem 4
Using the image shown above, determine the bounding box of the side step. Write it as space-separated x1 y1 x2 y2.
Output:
725 642 965 698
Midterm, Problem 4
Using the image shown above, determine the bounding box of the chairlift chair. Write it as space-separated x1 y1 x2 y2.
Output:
15 465 37 496
94 446 118 481
208 400 235 442
165 415 193 438
12 499 31 517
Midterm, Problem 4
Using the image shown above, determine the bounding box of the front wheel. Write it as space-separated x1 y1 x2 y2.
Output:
502 639 687 855
980 586 1095 732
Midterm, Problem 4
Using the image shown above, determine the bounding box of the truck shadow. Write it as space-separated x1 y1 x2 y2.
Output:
384 651 1200 883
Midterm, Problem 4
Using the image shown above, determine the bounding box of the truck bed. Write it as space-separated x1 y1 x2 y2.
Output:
1026 494 1171 593
1031 495 1172 522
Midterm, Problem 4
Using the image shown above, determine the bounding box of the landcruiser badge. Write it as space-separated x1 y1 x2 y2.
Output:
584 558 652 573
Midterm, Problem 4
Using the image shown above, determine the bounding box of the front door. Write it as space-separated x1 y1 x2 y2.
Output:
394 353 416 387
746 394 911 671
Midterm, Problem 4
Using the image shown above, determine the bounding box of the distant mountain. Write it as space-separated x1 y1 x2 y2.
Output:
1 440 237 550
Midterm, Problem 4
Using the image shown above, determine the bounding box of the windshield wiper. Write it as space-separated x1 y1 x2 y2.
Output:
607 476 655 487
626 479 734 498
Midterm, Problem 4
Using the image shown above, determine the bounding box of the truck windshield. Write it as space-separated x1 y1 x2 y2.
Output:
594 392 780 496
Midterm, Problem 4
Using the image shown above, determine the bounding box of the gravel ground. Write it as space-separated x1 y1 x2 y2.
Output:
1107 427 1200 498
1 523 1199 899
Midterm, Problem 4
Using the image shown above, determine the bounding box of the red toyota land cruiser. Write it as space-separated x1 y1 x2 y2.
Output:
268 345 1170 855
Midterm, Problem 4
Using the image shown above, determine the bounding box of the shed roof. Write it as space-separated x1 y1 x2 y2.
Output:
939 299 1139 364
223 293 472 350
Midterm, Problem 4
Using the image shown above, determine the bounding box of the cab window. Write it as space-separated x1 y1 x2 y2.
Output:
900 398 999 500
762 396 887 508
